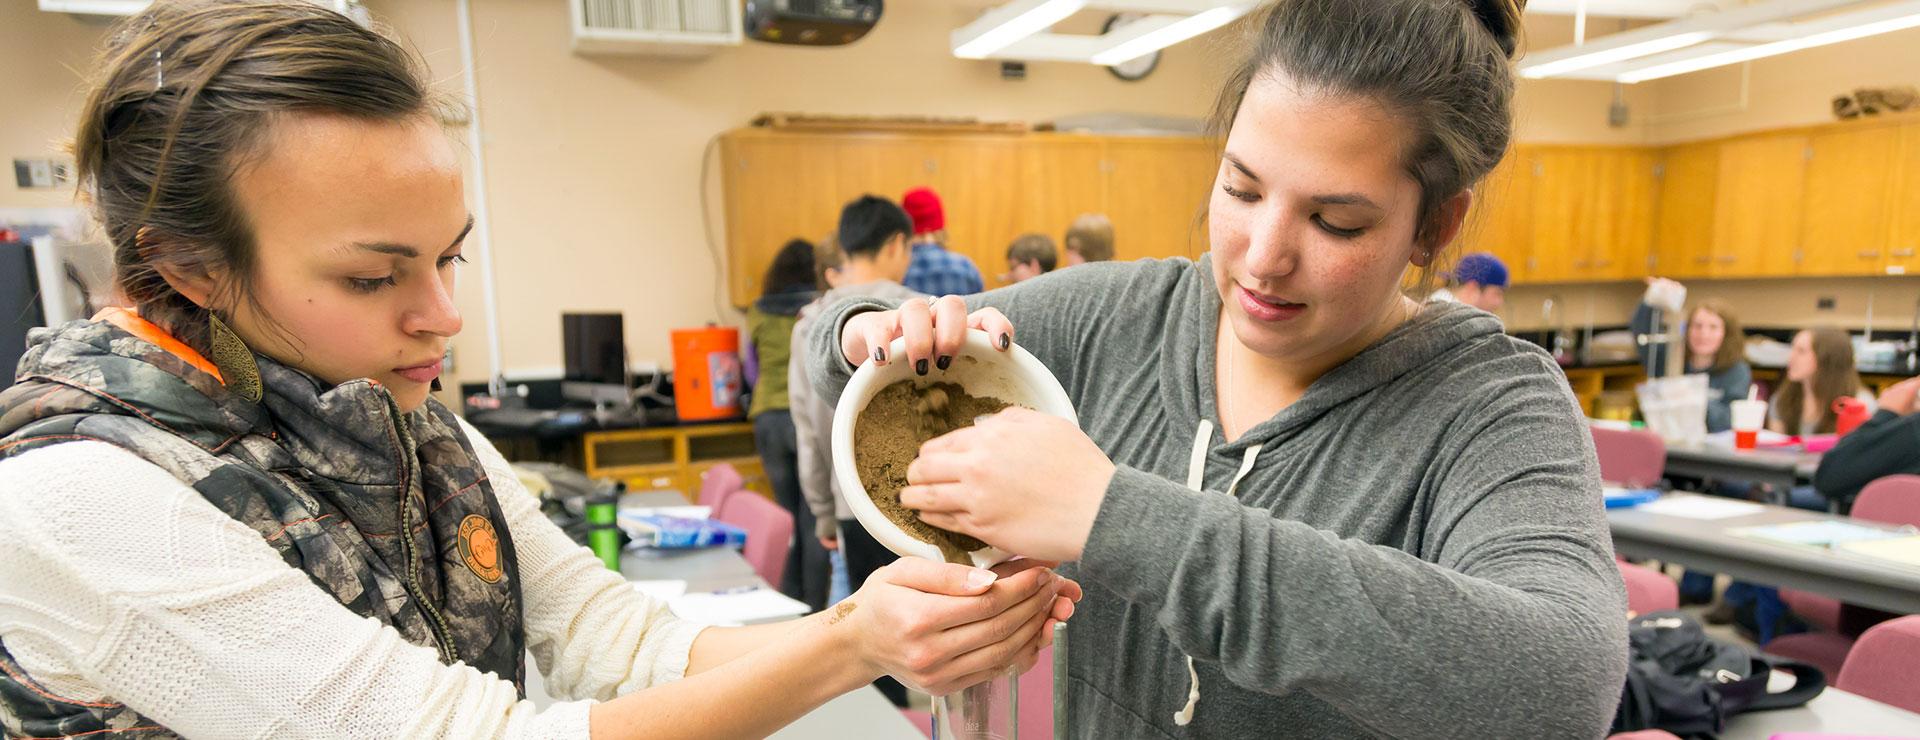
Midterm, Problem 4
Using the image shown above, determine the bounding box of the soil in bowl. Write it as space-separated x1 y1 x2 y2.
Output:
854 380 1012 564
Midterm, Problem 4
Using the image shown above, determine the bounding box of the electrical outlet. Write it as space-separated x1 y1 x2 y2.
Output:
1817 297 1837 311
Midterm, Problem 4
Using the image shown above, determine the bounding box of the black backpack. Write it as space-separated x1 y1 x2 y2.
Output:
1612 610 1826 738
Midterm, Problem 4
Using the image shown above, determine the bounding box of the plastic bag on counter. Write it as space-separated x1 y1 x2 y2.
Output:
1636 374 1709 447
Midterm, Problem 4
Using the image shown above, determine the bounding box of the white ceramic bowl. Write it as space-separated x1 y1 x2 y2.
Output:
831 328 1077 568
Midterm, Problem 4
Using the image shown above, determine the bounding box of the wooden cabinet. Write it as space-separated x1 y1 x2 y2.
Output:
1524 148 1584 283
721 114 1920 299
1884 122 1920 276
719 130 1223 303
1652 142 1719 279
721 135 846 303
1103 137 1218 263
582 422 769 501
1460 149 1536 281
1800 124 1901 277
1589 148 1659 281
1523 147 1657 283
1710 133 1809 278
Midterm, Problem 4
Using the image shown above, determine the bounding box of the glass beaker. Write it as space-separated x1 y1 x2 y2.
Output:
932 670 1017 740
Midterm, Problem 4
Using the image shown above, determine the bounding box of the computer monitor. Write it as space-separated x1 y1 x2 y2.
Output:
561 312 629 407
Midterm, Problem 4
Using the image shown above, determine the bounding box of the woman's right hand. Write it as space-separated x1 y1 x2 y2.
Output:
841 295 1016 372
838 558 1077 696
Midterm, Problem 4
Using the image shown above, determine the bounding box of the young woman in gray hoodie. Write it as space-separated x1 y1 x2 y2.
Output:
806 0 1629 736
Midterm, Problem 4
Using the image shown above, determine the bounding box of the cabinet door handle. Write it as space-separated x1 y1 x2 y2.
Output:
1694 256 1711 264
1574 259 1590 269
1859 250 1883 259
1894 248 1916 258
1597 259 1614 268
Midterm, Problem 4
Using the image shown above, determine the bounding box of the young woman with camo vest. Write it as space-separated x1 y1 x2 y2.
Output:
0 3 1077 738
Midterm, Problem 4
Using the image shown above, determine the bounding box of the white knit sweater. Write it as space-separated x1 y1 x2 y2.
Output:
0 418 706 739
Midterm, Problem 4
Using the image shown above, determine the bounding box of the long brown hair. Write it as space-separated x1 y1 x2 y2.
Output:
1688 299 1746 373
1772 327 1861 434
1207 0 1525 295
73 0 437 356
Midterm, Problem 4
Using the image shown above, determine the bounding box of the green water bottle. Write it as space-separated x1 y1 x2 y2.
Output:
586 492 621 572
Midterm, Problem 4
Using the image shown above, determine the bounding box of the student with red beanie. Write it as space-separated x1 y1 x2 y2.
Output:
900 186 985 296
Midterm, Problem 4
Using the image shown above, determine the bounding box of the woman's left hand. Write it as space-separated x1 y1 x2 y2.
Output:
901 407 1116 562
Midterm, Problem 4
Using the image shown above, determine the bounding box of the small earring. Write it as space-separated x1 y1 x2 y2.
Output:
207 311 263 403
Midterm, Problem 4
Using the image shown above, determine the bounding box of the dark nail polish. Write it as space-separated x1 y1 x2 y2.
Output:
999 333 1011 351
915 359 928 376
936 355 952 371
874 347 886 363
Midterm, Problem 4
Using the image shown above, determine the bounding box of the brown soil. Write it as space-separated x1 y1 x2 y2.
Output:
854 380 1012 564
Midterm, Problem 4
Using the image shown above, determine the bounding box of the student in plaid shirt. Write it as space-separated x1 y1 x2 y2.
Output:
900 186 985 295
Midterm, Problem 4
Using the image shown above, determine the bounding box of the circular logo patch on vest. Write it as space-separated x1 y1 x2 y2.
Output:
457 514 504 583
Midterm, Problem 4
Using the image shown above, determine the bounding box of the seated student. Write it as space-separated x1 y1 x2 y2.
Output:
1631 282 1752 433
0 7 1075 738
1630 289 1751 606
1427 252 1507 313
1814 375 1920 511
1769 327 1876 440
1062 213 1114 266
1002 233 1057 285
1715 328 1877 641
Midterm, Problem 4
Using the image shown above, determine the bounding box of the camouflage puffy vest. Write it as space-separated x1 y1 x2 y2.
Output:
0 318 524 739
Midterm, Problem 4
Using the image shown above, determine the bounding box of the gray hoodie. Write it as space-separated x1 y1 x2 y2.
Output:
807 256 1628 738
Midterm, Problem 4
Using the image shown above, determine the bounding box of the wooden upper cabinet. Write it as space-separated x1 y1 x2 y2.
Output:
924 137 1024 281
1710 133 1809 278
1104 137 1217 263
1589 148 1659 282
720 133 844 305
1525 147 1588 283
1890 122 1920 276
1799 123 1901 277
1653 142 1719 279
1461 148 1535 282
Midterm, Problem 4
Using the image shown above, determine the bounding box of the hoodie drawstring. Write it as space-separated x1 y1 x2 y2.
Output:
1174 419 1261 727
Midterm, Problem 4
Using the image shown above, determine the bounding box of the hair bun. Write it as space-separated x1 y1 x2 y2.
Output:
1466 0 1524 59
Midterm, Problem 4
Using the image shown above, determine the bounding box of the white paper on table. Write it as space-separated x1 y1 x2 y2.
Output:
669 588 812 626
630 579 689 600
1636 494 1766 520
620 505 712 520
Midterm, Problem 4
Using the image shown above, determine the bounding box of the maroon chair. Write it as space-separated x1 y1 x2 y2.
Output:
1768 475 1920 678
1591 426 1667 488
715 491 794 588
697 462 744 510
1017 644 1055 739
1836 615 1920 714
1617 561 1678 616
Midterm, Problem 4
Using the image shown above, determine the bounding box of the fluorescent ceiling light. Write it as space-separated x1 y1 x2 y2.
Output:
1090 3 1250 66
1518 31 1713 78
1619 10 1920 83
954 0 1087 60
